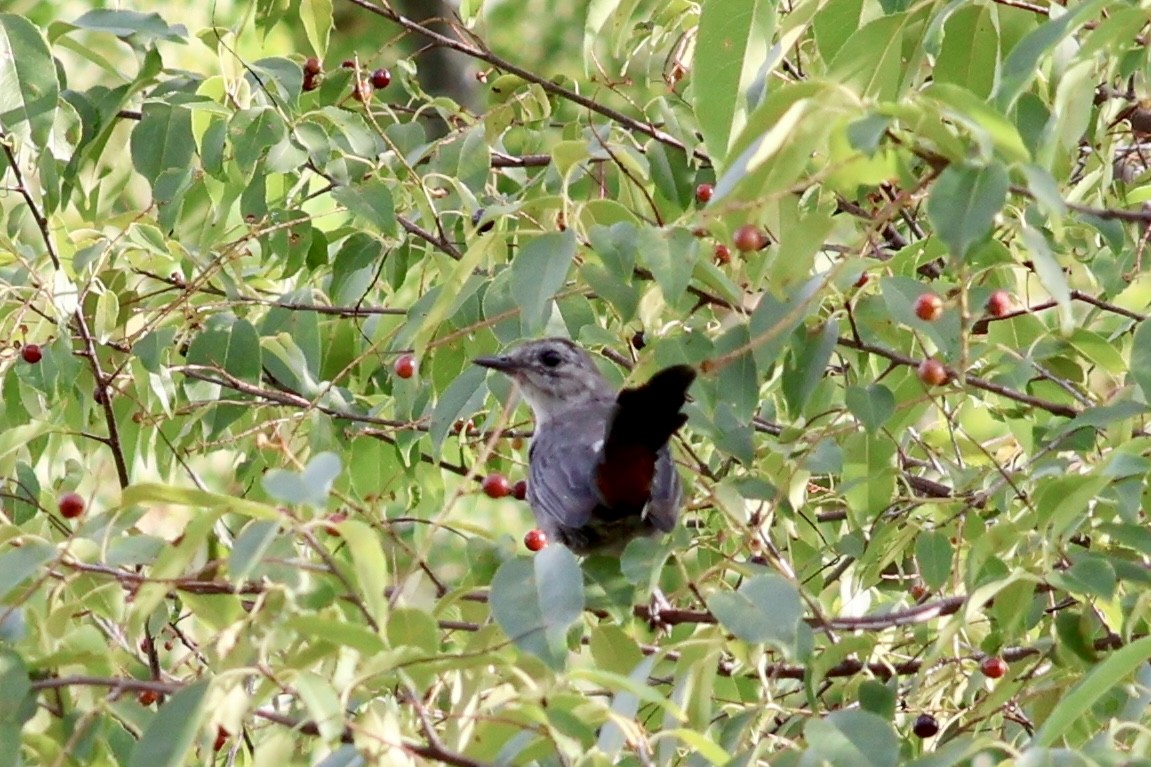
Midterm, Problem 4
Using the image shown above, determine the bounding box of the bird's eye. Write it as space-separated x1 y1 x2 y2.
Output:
539 349 563 368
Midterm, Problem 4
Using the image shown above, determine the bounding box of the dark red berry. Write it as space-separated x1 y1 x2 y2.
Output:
695 183 714 203
713 243 731 265
512 480 527 500
980 656 1008 678
854 272 869 288
482 473 510 499
631 331 646 350
303 73 319 92
524 529 547 551
370 68 391 89
303 57 322 76
137 690 159 706
733 224 768 253
912 713 939 738
58 492 85 519
213 727 229 751
393 355 415 379
341 59 355 69
21 344 41 364
914 292 943 321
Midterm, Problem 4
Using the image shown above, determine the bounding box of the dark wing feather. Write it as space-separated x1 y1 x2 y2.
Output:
595 365 695 512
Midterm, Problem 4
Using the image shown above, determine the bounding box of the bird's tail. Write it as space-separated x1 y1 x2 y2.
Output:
595 364 696 510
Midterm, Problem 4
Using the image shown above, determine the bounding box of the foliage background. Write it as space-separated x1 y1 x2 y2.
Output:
2 0 1151 765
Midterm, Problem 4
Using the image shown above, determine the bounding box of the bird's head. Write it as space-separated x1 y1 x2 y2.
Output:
474 338 613 423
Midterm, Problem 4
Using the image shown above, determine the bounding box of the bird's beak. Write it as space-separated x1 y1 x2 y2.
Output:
473 355 518 373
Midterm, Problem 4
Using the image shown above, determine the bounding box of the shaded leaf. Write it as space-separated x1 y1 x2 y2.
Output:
926 162 1008 259
490 546 584 669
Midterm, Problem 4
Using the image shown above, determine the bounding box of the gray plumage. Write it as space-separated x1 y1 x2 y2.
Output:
474 338 692 554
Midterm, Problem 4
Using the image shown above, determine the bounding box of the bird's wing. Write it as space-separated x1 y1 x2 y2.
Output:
527 411 608 533
643 447 682 532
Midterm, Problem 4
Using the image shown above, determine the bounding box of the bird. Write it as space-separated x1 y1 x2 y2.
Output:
474 338 695 554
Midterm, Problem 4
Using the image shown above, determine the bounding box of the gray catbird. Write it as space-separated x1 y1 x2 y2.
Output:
474 338 695 554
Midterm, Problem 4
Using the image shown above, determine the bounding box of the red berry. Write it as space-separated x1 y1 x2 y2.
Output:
917 358 949 387
733 224 768 253
58 492 85 519
912 713 939 738
986 290 1012 318
303 73 319 92
695 183 714 203
370 68 391 89
322 512 347 535
909 582 928 600
303 57 322 76
341 59 355 69
524 529 547 551
980 656 1008 678
631 331 646 350
713 243 731 265
393 354 416 379
213 727 229 752
352 80 372 102
21 344 41 364
512 480 527 500
914 292 943 321
854 272 870 288
137 690 159 706
482 473 510 499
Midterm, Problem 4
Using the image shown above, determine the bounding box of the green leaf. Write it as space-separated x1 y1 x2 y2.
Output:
430 366 489 453
637 226 696 307
229 520 282 583
490 546 585 669
826 13 908 101
813 0 863 62
228 107 287 177
934 4 998 99
915 530 952 591
0 13 60 149
804 710 899 767
294 672 344 741
993 0 1108 111
336 519 389 626
705 574 803 655
332 181 397 238
120 483 279 520
69 9 188 41
300 0 332 58
0 542 55 603
842 432 896 525
128 679 209 767
1033 635 1151 745
186 318 263 384
694 0 777 163
0 649 31 724
262 452 341 508
926 162 1008 259
596 655 657 755
1130 321 1151 402
130 102 195 189
509 230 576 334
782 319 838 416
845 384 895 433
